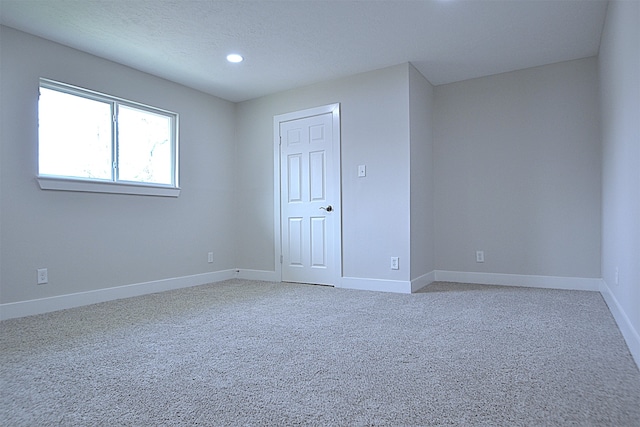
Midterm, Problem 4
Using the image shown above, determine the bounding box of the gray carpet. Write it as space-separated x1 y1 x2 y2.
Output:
1 279 639 426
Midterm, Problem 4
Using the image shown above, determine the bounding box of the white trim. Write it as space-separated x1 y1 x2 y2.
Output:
37 176 180 197
433 270 600 291
273 114 282 281
236 269 279 282
339 277 412 294
273 103 342 285
599 279 640 369
0 270 235 320
411 271 436 292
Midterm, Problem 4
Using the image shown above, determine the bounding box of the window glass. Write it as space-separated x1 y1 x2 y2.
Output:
117 105 173 185
39 87 112 180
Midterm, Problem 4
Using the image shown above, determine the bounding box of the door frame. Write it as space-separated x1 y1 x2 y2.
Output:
273 103 342 284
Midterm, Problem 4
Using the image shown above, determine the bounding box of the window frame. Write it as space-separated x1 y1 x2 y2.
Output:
37 78 180 197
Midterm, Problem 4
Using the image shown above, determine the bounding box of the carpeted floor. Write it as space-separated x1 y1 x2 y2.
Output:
1 279 639 426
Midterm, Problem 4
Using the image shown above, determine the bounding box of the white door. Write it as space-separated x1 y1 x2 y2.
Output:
278 105 340 285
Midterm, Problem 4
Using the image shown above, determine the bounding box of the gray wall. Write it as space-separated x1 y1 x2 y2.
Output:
599 0 640 341
0 27 237 304
235 64 413 284
1 24 610 307
433 57 602 278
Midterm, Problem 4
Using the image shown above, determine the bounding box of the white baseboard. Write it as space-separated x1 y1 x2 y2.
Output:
433 270 601 291
599 279 640 369
411 271 436 292
339 277 412 294
0 270 236 321
235 269 279 282
339 270 600 294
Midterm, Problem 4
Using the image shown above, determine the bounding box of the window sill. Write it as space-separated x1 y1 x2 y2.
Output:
37 176 181 197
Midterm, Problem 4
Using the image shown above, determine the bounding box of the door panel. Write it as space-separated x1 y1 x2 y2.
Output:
310 216 326 267
287 154 302 203
280 111 336 285
288 217 303 267
309 151 326 201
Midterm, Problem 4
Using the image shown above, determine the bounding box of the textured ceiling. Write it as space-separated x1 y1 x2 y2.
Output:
0 0 609 102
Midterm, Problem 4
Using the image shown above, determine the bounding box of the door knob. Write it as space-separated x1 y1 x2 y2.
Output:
320 205 333 212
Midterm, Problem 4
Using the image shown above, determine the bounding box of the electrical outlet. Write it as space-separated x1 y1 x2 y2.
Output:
37 268 48 285
208 252 214 263
391 257 399 270
476 251 485 263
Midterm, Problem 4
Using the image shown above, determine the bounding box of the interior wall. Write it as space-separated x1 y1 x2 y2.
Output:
1 23 617 308
0 27 237 304
409 64 435 281
598 0 640 349
433 57 602 279
235 64 412 284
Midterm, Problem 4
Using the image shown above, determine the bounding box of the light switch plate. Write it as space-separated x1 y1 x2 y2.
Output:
358 165 366 177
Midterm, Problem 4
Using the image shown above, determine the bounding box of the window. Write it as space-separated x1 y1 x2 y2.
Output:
37 79 179 196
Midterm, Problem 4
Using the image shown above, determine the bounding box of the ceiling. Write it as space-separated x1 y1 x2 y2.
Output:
0 0 609 103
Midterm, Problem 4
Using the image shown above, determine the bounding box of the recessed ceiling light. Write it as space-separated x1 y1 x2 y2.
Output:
226 54 244 63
